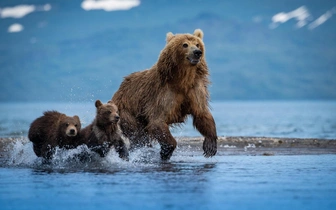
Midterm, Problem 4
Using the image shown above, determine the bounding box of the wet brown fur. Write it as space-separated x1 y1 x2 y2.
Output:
111 29 217 160
28 111 81 159
80 100 129 160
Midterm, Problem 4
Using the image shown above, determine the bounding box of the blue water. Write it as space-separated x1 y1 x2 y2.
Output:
1 155 336 210
1 100 336 139
1 101 336 210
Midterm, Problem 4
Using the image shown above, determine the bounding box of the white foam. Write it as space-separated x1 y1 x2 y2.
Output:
5 139 38 166
1 138 216 170
220 144 236 148
244 143 256 152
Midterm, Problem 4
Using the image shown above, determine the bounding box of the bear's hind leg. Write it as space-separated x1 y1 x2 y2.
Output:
119 111 151 149
147 123 177 161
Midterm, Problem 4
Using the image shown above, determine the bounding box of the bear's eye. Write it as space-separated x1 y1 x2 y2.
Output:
196 44 200 48
75 124 78 127
107 111 112 114
183 43 188 48
66 123 69 127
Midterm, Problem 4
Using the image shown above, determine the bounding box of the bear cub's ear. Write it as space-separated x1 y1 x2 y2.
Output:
194 29 203 40
95 100 103 108
73 115 80 123
166 32 174 43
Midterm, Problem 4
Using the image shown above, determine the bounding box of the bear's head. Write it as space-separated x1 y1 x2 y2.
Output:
60 115 81 137
95 100 120 126
164 29 205 66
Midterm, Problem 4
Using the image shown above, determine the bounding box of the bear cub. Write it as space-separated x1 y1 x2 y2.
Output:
80 100 129 160
28 111 81 159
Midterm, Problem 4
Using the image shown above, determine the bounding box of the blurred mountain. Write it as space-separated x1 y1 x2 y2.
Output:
0 0 335 102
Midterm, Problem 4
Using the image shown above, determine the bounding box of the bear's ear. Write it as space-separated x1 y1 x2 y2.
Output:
166 32 174 43
95 100 103 108
73 115 80 123
193 29 204 40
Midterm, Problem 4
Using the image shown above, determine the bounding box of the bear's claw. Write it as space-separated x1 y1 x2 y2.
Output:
203 138 217 158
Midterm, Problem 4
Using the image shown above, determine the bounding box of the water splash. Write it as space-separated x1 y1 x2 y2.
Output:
0 138 215 171
4 138 37 166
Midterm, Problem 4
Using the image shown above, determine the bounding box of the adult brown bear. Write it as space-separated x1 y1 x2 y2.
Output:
111 29 217 160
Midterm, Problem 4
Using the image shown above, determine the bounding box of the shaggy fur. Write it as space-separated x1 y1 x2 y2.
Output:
28 111 81 159
80 100 129 160
112 29 217 160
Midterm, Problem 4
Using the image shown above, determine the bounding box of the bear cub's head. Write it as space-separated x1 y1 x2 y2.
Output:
60 115 81 137
95 100 120 125
166 29 204 65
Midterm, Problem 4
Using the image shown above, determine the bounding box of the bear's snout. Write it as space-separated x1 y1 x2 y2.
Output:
187 48 202 65
193 49 202 58
66 126 78 137
108 114 120 123
113 115 120 122
69 129 76 135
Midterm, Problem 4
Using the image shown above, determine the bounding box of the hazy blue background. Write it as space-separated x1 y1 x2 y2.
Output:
1 0 335 102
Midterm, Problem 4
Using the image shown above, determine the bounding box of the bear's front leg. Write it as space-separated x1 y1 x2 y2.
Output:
41 142 57 160
32 142 43 157
147 123 177 161
115 137 129 161
193 112 217 157
203 137 217 157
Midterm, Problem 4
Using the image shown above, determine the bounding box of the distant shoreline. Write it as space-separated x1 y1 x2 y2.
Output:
1 136 335 157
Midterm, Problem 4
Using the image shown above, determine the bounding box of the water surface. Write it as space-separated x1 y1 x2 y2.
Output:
1 101 336 210
1 154 335 210
1 101 335 139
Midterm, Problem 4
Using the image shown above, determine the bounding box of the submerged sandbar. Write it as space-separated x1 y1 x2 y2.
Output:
0 136 335 158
